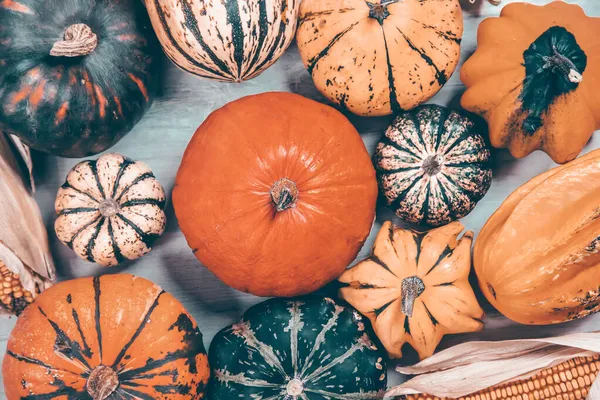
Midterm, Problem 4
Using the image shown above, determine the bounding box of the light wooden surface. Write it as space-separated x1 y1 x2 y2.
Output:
1 0 600 396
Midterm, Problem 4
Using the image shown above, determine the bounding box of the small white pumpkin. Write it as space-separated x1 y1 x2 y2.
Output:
55 153 166 267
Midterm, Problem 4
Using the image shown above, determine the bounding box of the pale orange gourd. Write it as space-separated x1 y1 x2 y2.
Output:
173 92 377 297
461 1 600 164
339 221 484 360
474 149 600 325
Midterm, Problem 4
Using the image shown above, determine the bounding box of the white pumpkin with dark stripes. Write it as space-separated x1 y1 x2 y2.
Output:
296 0 463 116
374 105 492 227
144 0 300 82
55 153 166 266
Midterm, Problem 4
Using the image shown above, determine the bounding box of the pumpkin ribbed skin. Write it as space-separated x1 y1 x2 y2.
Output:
374 105 492 227
339 222 484 360
145 0 299 82
474 149 600 325
461 2 600 164
0 0 159 157
296 0 463 116
173 92 377 297
208 297 387 399
3 274 210 400
55 153 166 267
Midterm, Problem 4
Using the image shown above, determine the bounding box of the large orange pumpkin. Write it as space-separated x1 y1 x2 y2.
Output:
173 92 377 297
474 149 600 325
296 0 463 116
3 274 210 399
461 1 600 164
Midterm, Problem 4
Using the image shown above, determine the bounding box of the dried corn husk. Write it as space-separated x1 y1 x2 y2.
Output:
0 133 55 316
386 332 600 399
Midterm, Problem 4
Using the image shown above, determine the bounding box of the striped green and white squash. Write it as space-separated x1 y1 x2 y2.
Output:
55 153 166 266
374 104 492 227
208 297 387 399
145 0 300 82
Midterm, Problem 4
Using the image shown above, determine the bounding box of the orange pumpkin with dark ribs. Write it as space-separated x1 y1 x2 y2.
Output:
3 274 210 399
173 92 377 297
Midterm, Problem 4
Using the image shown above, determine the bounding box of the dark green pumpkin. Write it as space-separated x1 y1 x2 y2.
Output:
374 104 492 227
208 297 387 399
0 0 160 157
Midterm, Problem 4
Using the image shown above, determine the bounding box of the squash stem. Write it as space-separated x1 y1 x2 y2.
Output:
99 198 120 217
270 178 298 212
401 276 425 317
543 48 583 84
86 365 119 400
50 23 98 57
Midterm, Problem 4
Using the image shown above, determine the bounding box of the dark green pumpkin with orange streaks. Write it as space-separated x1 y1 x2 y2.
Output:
0 0 160 157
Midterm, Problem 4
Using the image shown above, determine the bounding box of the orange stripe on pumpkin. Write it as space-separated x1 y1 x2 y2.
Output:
94 85 108 118
55 102 69 126
82 71 96 107
128 73 149 102
69 70 77 85
10 68 41 106
116 34 146 45
0 0 33 14
29 80 46 108
113 96 123 117
109 22 128 31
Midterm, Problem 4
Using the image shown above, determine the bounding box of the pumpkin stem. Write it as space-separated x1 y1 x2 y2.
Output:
86 365 119 400
286 379 304 396
367 3 390 24
422 155 443 176
543 47 583 84
50 23 98 57
99 198 120 217
401 276 425 317
270 178 298 212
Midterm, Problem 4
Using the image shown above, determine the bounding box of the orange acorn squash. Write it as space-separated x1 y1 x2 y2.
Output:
173 92 377 297
461 1 600 164
3 274 210 399
296 0 463 116
339 221 484 360
474 149 600 325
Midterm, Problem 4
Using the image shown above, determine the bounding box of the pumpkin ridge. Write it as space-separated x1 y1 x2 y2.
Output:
93 276 103 363
6 350 69 373
112 291 165 370
412 18 461 45
66 215 102 249
378 136 422 161
115 213 160 248
381 26 402 113
61 181 100 204
244 0 269 76
298 7 356 26
37 306 93 371
87 161 105 199
114 172 155 202
70 307 94 359
225 0 245 80
107 218 125 263
151 0 227 79
111 158 134 198
57 207 99 216
85 218 105 262
179 0 234 79
395 26 447 86
306 21 360 75
119 198 166 208
434 106 450 152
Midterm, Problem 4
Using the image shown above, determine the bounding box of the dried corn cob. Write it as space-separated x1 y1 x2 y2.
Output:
0 261 36 315
403 355 600 400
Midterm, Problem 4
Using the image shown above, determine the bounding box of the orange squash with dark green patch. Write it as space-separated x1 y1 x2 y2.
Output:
2 274 210 399
0 0 160 157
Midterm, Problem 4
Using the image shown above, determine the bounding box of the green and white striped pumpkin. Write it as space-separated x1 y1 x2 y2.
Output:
145 0 300 82
208 297 387 399
374 105 492 227
55 153 166 266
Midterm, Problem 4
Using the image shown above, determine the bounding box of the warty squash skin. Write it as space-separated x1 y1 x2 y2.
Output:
173 92 378 297
145 0 300 82
339 221 484 360
374 105 492 227
474 149 600 325
2 274 210 400
208 297 387 399
55 153 167 267
461 2 600 164
0 0 160 157
296 0 463 116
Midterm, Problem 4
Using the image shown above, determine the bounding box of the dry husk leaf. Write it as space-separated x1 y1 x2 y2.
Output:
386 331 600 399
0 133 55 316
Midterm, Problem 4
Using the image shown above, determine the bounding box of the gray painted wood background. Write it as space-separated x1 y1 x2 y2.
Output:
1 0 600 396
